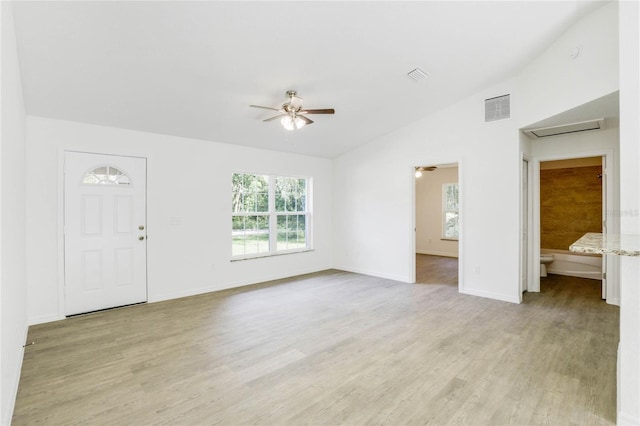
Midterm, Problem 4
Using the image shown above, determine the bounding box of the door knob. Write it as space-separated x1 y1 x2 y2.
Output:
139 225 145 230
139 236 145 241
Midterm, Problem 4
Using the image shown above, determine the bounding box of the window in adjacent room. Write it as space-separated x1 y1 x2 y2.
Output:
232 172 310 259
442 183 459 240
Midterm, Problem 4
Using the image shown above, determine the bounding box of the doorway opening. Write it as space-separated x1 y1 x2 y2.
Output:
413 163 460 288
528 153 616 302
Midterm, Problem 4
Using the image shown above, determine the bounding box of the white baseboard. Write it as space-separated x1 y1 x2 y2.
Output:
617 412 640 426
607 297 620 306
28 313 65 326
459 286 520 304
3 322 29 426
28 267 336 323
332 265 410 283
546 269 600 280
416 250 458 258
149 265 334 303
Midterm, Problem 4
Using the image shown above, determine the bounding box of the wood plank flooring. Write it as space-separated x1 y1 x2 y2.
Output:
13 255 619 425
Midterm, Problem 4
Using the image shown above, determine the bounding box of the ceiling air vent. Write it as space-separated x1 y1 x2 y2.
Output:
407 68 429 82
485 94 510 122
523 118 605 138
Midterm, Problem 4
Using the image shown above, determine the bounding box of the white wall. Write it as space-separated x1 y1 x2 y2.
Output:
415 166 458 258
26 117 333 324
0 2 28 424
517 2 618 128
332 4 619 303
617 0 640 423
333 76 520 302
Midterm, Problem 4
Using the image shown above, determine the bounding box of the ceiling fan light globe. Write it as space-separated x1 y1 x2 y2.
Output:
281 116 295 131
294 117 306 130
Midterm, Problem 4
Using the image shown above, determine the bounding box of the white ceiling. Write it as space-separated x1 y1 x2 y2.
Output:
12 1 608 158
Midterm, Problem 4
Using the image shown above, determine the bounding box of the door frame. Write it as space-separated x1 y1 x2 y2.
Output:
520 155 533 301
410 159 463 291
57 149 149 319
529 149 618 304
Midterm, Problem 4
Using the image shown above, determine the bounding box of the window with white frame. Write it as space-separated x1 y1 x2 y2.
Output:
442 183 459 240
232 173 310 258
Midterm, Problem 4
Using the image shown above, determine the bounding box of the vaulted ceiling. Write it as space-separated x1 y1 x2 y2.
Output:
12 1 607 158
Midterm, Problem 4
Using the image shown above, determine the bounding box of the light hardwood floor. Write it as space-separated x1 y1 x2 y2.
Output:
13 255 618 425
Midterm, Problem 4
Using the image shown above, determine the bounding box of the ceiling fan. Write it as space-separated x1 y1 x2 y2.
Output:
250 90 335 131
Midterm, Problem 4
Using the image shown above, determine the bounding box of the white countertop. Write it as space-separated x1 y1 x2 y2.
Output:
570 233 640 257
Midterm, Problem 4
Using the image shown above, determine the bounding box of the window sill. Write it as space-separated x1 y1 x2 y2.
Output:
231 249 314 262
441 238 459 242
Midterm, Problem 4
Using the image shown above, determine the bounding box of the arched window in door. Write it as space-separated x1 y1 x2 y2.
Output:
82 165 131 185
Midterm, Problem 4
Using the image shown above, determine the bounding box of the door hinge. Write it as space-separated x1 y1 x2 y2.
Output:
603 272 607 280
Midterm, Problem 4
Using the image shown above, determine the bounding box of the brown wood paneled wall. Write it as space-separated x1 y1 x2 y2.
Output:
541 165 603 250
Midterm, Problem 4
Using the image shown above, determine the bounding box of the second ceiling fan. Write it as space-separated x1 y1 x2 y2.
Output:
250 90 335 130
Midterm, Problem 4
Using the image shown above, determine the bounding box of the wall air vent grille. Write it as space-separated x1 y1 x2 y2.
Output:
485 94 510 122
523 118 606 138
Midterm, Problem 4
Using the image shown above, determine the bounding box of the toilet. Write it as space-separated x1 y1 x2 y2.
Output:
540 253 554 277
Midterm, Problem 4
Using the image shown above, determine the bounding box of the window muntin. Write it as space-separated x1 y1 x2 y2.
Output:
232 173 269 213
232 173 310 259
232 174 270 257
82 165 131 185
232 214 270 257
442 183 459 240
275 177 306 212
276 214 307 251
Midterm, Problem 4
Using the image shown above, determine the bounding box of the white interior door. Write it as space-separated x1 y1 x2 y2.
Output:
64 151 147 316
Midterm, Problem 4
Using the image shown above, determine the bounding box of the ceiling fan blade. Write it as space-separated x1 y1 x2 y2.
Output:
299 108 335 114
263 114 286 122
298 115 314 125
250 105 282 112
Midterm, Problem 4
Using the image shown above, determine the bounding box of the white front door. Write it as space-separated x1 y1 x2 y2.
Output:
64 151 147 316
